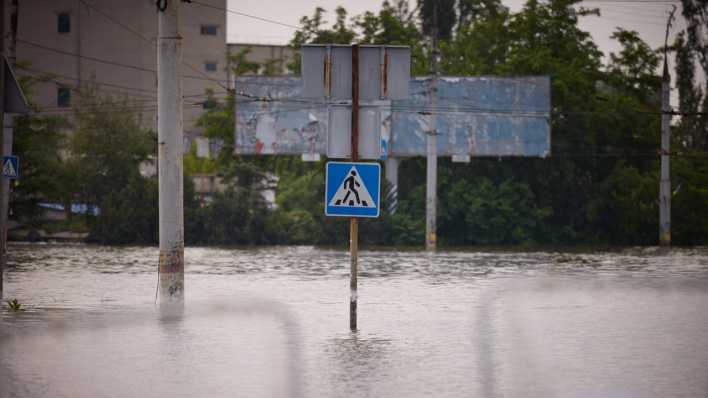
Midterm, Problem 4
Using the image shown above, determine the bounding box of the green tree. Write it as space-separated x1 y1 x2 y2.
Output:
287 6 358 74
266 168 327 244
670 0 708 244
457 0 505 28
11 114 74 225
584 164 657 244
184 0 708 247
227 47 260 76
440 5 510 75
68 87 156 242
91 175 158 244
607 28 661 101
418 0 457 40
356 1 429 74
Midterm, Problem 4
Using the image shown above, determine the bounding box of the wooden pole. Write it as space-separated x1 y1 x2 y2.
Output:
349 44 359 331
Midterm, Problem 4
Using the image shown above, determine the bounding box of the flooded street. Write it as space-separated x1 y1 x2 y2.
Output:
2 243 708 397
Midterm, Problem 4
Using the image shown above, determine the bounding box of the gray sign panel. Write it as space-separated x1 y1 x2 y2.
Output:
331 46 352 100
301 44 410 101
358 46 382 100
301 46 325 99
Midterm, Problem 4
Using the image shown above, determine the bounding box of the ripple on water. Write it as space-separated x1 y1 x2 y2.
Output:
2 244 708 397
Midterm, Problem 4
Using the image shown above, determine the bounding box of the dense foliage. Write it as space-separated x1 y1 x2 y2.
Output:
12 0 708 247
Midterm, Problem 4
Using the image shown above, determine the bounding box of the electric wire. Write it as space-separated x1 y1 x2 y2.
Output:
596 15 668 26
22 1 703 163
188 0 301 30
30 103 206 116
18 38 156 74
79 0 229 91
16 10 704 146
582 0 680 3
20 67 158 97
594 4 672 19
18 38 230 87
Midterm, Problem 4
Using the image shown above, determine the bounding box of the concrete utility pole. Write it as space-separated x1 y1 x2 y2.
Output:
350 44 360 331
425 3 439 251
659 58 671 246
9 1 17 64
0 0 6 298
157 0 184 305
659 8 675 247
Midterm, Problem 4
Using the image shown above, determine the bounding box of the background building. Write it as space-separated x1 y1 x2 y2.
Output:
226 42 293 83
13 0 227 141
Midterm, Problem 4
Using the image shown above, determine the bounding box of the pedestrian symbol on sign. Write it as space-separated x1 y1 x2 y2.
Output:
331 169 374 208
2 156 19 179
325 162 380 218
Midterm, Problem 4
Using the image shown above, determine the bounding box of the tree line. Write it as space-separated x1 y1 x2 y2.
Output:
12 0 708 247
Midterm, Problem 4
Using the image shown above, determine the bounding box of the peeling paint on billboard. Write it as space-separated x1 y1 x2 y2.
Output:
234 75 550 158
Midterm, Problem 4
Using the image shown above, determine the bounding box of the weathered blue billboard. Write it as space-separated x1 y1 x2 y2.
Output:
234 75 550 158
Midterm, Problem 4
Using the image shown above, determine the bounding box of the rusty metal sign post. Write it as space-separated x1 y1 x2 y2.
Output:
304 44 408 331
349 44 360 331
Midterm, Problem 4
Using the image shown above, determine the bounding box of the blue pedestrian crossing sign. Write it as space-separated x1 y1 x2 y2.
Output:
2 156 19 179
325 161 380 218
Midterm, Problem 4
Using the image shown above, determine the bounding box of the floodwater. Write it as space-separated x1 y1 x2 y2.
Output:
2 244 708 398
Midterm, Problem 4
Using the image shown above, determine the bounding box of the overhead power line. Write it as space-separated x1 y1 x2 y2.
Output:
594 14 667 26
18 38 155 73
188 0 300 30
31 102 205 116
583 0 680 4
78 0 155 45
20 67 234 107
78 0 229 91
20 66 158 96
18 38 230 87
595 4 672 19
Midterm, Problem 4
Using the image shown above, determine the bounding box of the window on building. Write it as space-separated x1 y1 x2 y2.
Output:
204 61 217 72
57 87 71 107
57 13 71 33
200 24 218 35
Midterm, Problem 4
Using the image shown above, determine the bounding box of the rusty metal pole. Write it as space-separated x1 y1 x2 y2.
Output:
349 44 359 331
157 0 184 306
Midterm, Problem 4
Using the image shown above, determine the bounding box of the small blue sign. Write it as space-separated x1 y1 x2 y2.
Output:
2 155 19 179
325 162 381 218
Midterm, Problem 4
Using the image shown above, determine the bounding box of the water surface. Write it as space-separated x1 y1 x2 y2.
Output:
2 244 708 397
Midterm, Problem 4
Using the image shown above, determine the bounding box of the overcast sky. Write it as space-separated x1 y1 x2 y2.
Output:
226 0 680 59
225 0 690 105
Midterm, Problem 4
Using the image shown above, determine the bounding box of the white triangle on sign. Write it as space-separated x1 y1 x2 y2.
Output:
2 159 17 177
329 166 376 208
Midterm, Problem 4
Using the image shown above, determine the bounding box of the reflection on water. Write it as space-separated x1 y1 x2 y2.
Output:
325 334 393 397
2 244 708 397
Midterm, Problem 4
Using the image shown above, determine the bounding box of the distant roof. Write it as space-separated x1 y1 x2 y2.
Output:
227 42 291 49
